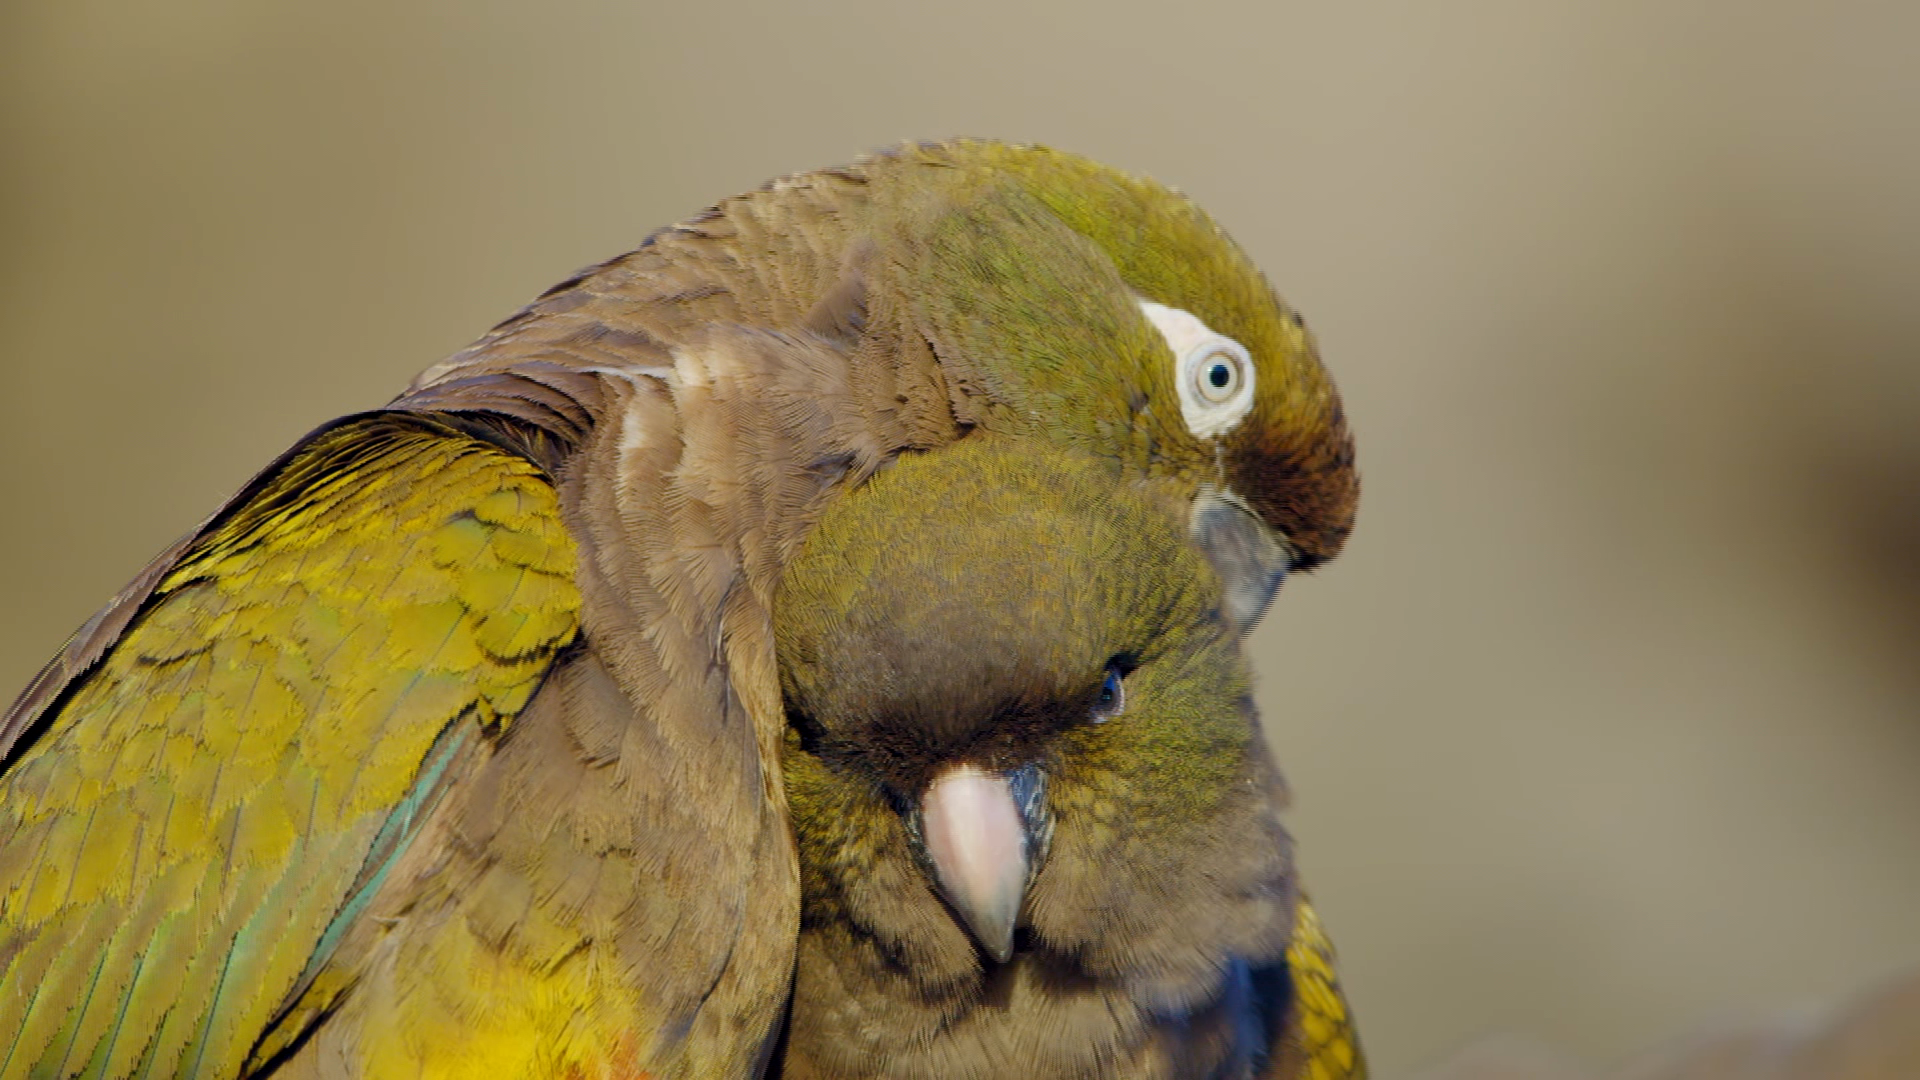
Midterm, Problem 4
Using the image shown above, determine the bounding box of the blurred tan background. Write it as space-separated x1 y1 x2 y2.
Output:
4 1 1918 1074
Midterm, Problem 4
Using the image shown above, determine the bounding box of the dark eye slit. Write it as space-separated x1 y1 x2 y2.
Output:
1091 655 1134 721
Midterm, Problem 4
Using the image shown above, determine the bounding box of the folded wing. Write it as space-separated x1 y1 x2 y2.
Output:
0 415 579 1079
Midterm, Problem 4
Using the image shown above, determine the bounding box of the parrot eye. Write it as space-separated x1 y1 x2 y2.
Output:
1138 300 1258 440
1091 665 1126 722
1196 349 1244 403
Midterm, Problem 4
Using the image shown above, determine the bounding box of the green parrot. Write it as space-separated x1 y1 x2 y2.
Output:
776 436 1361 1078
0 139 1358 1078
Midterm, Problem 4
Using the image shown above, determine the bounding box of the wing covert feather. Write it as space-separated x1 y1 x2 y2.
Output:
0 417 580 1080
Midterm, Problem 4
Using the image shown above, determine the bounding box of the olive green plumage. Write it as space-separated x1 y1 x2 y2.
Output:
778 440 1241 813
869 143 1354 565
0 140 1359 1078
776 437 1351 1077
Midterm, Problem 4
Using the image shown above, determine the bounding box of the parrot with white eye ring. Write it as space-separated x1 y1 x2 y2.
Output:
0 139 1359 1079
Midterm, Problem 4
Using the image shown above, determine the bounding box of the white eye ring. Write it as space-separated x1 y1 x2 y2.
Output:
1140 300 1257 440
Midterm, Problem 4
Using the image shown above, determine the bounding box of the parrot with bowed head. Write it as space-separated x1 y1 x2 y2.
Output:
776 437 1360 1078
0 140 1359 1078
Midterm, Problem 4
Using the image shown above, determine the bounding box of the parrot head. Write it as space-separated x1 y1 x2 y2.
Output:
855 140 1358 631
776 435 1292 1064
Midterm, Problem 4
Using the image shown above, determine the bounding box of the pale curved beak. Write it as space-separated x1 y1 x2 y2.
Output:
919 765 1028 963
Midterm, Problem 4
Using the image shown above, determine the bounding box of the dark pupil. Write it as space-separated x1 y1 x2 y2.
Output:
1099 673 1119 704
1208 362 1232 388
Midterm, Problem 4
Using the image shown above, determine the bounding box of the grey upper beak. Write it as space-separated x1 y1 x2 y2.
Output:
1190 488 1293 634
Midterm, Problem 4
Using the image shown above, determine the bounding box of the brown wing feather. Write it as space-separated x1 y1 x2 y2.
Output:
259 218 965 1074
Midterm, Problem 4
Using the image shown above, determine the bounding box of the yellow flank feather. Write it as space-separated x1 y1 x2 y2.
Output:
1286 896 1368 1080
0 418 579 1080
338 926 655 1080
